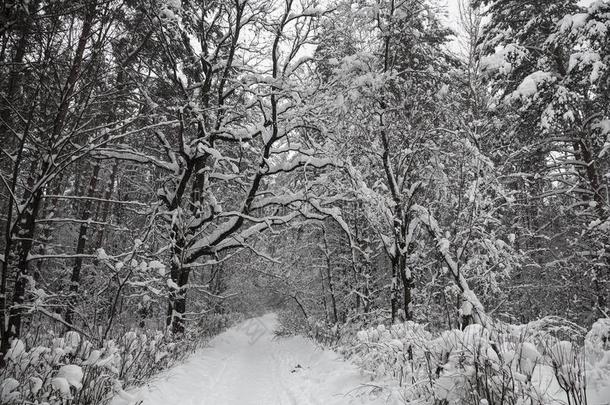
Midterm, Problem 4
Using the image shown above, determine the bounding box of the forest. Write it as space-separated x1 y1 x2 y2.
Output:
0 0 609 404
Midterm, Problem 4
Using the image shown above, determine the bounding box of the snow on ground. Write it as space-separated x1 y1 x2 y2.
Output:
110 314 397 405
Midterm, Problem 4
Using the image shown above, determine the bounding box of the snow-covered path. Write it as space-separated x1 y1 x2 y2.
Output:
111 314 393 405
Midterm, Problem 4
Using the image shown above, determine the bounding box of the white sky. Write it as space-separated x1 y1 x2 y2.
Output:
445 0 460 24
444 0 595 24
440 0 472 54
441 0 596 54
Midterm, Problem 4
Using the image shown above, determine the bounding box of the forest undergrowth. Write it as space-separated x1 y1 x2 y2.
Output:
0 313 240 404
286 312 610 405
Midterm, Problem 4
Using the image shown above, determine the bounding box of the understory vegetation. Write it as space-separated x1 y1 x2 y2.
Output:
1 0 609 403
299 315 609 404
1 313 237 404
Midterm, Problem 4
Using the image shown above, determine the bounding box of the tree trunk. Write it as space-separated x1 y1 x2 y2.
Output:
167 265 191 334
318 263 329 323
3 161 46 353
390 255 399 324
0 92 37 362
65 162 101 326
167 231 190 334
399 254 413 321
414 205 488 326
575 132 609 316
95 161 118 248
322 226 338 323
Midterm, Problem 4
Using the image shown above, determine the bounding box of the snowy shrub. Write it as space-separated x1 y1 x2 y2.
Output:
310 321 341 346
0 313 237 404
585 319 610 394
338 316 608 405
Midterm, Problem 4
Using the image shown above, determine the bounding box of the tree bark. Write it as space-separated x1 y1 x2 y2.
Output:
95 160 118 248
322 226 338 323
65 162 100 326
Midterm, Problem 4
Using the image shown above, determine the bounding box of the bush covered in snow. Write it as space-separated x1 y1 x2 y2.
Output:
0 313 237 404
321 316 610 405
